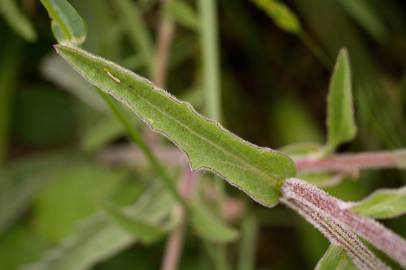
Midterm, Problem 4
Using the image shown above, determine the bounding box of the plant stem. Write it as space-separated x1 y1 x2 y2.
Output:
282 178 406 268
296 149 406 172
98 91 187 207
198 1 229 268
114 0 154 75
199 0 221 122
161 169 197 270
299 31 332 70
238 214 258 270
281 197 388 270
153 0 175 88
101 145 406 175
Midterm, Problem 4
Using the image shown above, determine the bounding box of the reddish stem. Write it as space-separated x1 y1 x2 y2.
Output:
282 178 406 268
296 150 406 172
161 169 197 270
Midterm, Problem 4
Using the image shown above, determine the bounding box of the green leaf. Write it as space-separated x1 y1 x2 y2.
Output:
23 184 175 270
167 0 199 30
0 0 37 42
316 245 357 270
104 204 165 244
0 152 78 236
55 44 296 207
349 186 406 219
190 202 238 243
326 49 356 153
40 0 87 45
0 225 48 269
34 162 127 242
252 0 301 34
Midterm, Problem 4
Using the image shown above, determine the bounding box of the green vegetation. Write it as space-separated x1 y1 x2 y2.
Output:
1 0 406 269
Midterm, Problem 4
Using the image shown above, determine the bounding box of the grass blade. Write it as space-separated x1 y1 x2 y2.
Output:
54 44 296 207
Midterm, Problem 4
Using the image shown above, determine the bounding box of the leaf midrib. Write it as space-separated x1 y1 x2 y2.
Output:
116 79 279 185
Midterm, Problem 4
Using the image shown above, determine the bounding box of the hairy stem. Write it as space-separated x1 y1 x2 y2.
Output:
281 197 389 270
282 178 406 268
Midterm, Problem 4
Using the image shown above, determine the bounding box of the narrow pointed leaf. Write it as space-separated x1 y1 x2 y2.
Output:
252 0 301 34
326 49 356 153
350 186 406 219
40 0 87 45
54 45 296 207
316 245 357 270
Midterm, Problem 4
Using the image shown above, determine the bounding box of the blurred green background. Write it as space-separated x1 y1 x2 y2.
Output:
0 0 406 269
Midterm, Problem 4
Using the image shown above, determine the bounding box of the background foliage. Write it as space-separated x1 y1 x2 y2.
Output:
1 0 406 269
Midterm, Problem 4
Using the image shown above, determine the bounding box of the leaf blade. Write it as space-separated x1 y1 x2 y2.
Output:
316 245 357 270
350 186 406 219
326 49 356 153
54 45 296 207
252 0 301 34
40 0 87 45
